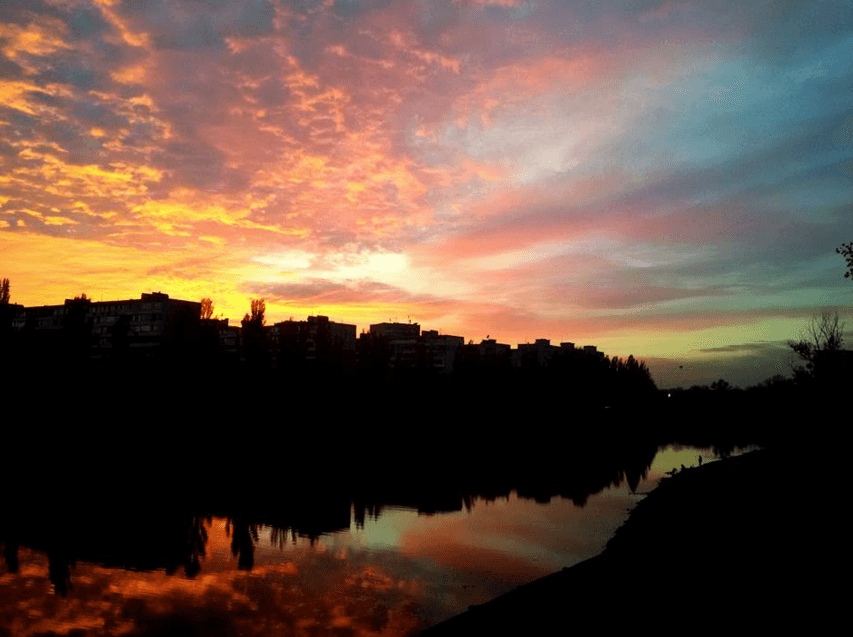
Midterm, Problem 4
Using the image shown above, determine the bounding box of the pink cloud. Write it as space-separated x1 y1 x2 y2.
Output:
453 0 524 6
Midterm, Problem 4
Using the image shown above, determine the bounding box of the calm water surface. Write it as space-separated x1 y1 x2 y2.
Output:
0 445 736 636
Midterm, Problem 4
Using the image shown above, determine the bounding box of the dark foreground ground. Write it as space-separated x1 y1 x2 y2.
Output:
417 447 835 635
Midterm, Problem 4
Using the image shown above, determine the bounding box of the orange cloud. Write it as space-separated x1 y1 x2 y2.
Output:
0 20 71 74
0 81 65 116
92 0 152 48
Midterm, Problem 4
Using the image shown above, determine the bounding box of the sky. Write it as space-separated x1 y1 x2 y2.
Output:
1 0 852 388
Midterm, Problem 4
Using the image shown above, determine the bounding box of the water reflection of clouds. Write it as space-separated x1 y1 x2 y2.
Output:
0 551 242 636
0 518 426 637
397 492 635 576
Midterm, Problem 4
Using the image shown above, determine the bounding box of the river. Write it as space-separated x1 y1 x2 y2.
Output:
0 444 748 636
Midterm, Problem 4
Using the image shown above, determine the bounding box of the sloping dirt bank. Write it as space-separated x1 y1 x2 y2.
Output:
417 448 828 635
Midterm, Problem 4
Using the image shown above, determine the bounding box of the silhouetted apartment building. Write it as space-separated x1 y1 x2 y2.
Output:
369 322 420 340
514 339 561 367
0 303 22 343
201 317 241 360
478 338 512 363
583 345 604 360
360 322 465 375
11 292 201 356
274 315 356 351
92 293 200 352
366 321 420 371
274 315 356 372
11 303 65 331
218 320 241 356
310 315 357 352
420 330 465 374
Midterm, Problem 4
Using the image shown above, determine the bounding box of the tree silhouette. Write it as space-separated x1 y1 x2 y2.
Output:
788 310 845 383
710 378 732 392
241 298 268 372
200 297 214 319
838 241 853 280
0 278 13 348
225 516 258 571
249 298 265 325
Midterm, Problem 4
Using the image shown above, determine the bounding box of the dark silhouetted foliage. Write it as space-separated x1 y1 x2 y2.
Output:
200 297 214 319
241 298 269 372
788 310 845 385
838 241 853 280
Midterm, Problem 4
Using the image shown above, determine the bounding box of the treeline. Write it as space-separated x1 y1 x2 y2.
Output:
657 369 849 451
0 303 659 417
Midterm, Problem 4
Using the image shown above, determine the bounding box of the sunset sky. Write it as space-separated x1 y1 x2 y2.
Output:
1 0 851 387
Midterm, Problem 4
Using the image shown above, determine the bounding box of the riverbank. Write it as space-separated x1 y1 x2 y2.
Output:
417 447 825 635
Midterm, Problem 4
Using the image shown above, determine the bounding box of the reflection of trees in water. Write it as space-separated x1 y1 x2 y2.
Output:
270 526 299 548
177 513 210 578
0 510 212 596
215 438 660 564
511 442 659 508
225 515 258 571
0 435 744 594
244 495 354 549
2 535 19 573
47 545 75 597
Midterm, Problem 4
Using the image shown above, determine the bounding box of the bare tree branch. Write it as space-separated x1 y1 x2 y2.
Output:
788 310 845 378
